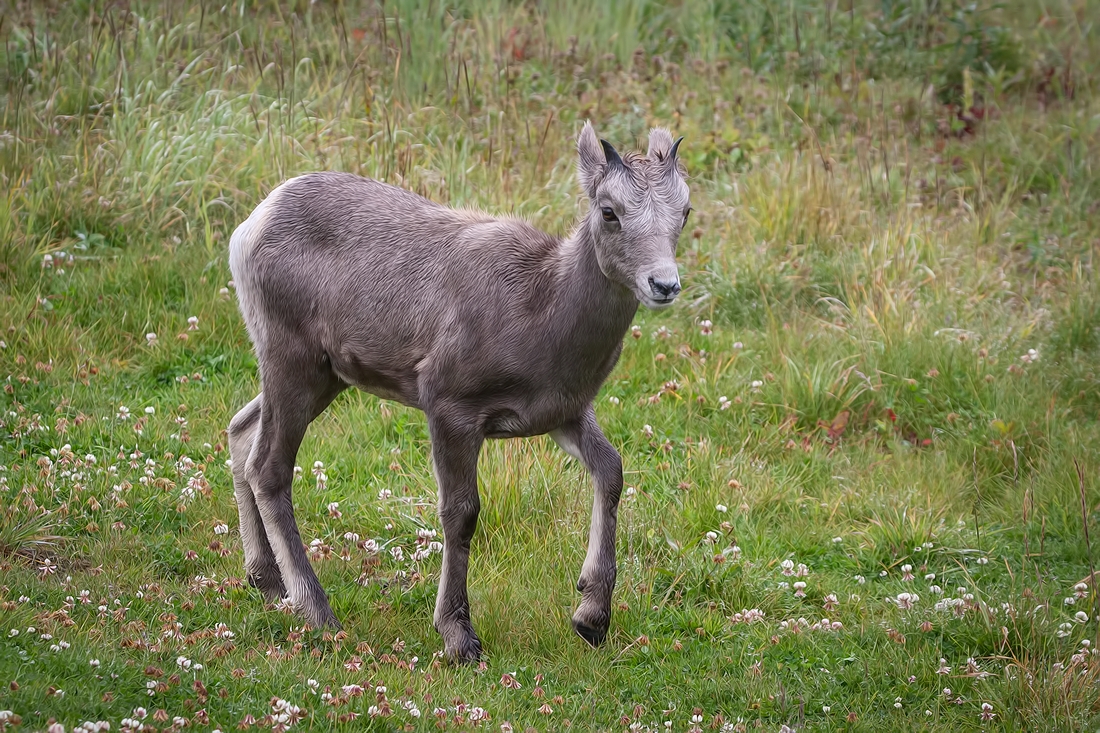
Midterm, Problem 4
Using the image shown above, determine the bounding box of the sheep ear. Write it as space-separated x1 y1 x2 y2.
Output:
647 127 675 160
576 121 606 198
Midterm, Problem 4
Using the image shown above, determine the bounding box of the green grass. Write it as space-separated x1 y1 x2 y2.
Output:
2 0 1100 730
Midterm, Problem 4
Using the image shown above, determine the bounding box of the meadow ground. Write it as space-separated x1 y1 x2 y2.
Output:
2 0 1100 730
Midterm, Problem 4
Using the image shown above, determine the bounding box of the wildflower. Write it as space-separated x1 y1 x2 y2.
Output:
144 406 155 415
718 396 731 410
980 703 995 721
832 537 843 544
213 523 229 535
146 333 157 345
90 659 100 667
699 320 712 336
823 594 838 611
1075 611 1089 623
117 406 131 420
730 608 765 624
631 325 642 339
187 316 199 331
750 380 763 392
936 659 951 675
328 501 341 518
500 672 521 689
716 503 727 512
895 592 918 610
900 564 914 581
642 424 654 438
608 396 620 405
39 558 57 577
793 581 806 598
781 559 795 576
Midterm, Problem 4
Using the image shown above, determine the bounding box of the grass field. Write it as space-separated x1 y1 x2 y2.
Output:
2 0 1100 730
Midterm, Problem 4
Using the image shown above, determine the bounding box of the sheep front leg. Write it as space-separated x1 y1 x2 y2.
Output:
428 413 485 663
551 405 623 647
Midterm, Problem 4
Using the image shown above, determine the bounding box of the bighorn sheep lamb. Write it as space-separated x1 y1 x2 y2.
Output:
227 122 691 662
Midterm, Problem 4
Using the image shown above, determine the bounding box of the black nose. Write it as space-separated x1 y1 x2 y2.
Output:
649 276 681 299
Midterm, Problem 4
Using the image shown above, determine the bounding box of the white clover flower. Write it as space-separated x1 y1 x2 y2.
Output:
895 592 919 610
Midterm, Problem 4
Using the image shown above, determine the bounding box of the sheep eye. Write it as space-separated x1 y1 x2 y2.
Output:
601 207 618 223
683 207 692 225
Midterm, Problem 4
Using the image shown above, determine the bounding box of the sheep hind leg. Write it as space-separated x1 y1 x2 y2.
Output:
228 394 286 601
246 354 345 627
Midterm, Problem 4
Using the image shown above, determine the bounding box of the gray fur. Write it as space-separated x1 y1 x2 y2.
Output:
227 122 690 662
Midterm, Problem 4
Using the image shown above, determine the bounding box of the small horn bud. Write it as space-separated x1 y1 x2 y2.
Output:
668 136 684 161
600 139 625 168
